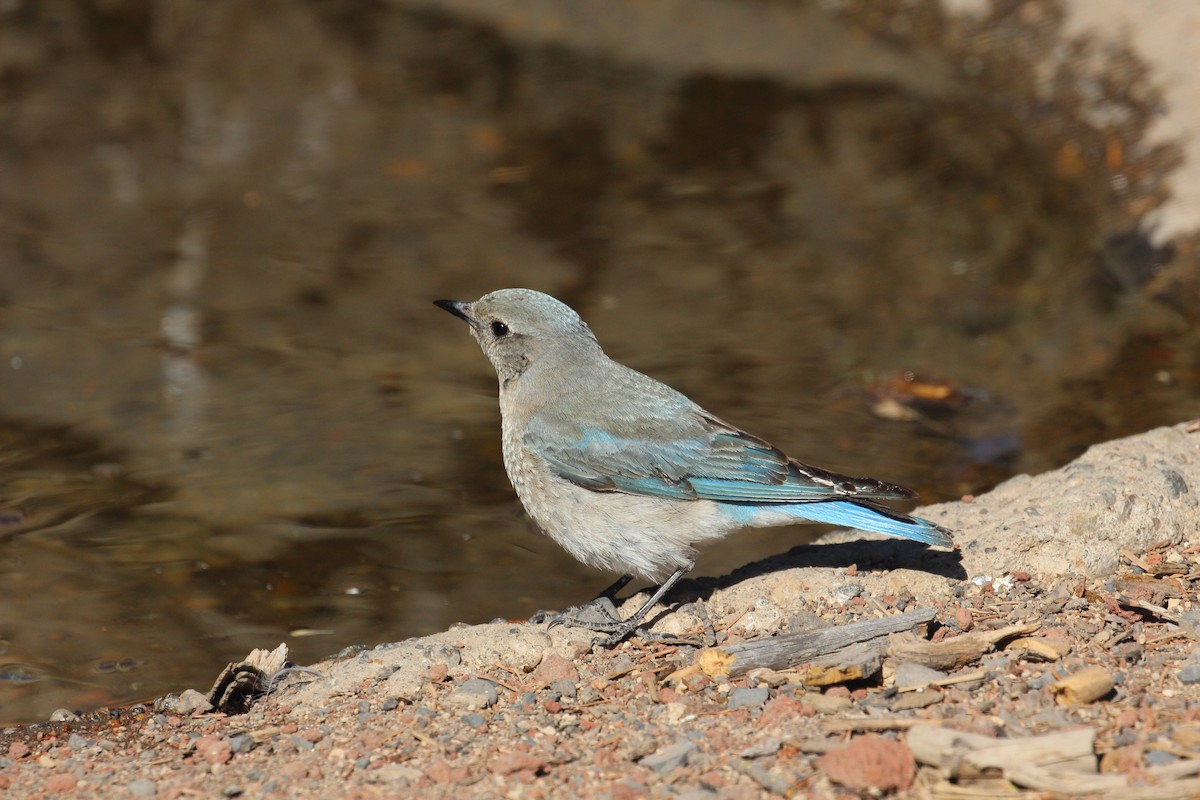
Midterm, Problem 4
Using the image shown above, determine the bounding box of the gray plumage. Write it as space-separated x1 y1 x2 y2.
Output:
436 288 952 644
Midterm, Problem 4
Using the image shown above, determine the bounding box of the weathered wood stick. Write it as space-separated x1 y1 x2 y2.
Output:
888 621 1040 670
1052 665 1115 705
702 607 935 677
907 724 1095 775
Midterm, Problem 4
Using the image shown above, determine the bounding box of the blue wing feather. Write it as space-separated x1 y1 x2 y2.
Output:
520 362 952 545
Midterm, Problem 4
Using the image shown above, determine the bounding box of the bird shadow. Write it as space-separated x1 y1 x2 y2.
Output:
728 537 967 585
630 538 966 629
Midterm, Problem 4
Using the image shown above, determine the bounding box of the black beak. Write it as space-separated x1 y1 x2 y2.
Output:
434 299 472 323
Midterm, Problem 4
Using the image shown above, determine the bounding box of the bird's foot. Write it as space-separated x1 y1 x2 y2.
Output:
534 602 694 648
529 596 624 631
596 621 646 648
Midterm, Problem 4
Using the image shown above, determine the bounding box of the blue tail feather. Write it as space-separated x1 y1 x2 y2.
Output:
728 499 953 548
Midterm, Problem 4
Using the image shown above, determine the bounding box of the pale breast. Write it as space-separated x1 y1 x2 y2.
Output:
499 414 736 581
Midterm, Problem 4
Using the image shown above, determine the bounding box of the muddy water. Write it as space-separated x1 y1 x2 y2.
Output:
0 1 1196 722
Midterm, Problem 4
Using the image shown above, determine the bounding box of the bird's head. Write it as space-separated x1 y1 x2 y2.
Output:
435 289 601 383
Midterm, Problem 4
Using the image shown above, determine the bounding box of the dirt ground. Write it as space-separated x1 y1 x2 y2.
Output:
4 0 1200 724
0 420 1196 798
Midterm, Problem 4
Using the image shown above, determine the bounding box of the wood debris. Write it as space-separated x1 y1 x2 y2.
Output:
888 622 1040 670
1051 665 1114 705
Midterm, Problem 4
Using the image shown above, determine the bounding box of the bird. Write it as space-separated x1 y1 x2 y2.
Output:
435 288 953 646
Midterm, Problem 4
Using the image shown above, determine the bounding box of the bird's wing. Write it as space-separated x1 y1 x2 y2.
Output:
523 375 913 504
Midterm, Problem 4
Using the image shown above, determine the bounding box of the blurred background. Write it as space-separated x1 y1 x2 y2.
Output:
1 0 1197 723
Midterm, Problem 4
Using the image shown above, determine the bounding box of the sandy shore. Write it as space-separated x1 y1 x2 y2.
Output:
1 420 1197 798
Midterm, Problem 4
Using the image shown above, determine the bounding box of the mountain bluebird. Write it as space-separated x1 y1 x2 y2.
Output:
435 289 953 645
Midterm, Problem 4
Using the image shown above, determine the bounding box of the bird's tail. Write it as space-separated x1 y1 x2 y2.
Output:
782 499 954 548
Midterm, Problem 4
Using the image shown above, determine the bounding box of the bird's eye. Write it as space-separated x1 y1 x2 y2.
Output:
490 320 510 337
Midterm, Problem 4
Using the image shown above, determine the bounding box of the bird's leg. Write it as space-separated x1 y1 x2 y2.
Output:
529 574 633 626
534 566 692 648
597 566 689 648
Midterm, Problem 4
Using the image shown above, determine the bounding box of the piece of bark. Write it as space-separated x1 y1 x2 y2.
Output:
908 724 1200 797
208 643 291 714
1018 768 1200 799
907 725 1095 779
1004 637 1071 662
888 622 1040 670
1052 666 1114 705
895 670 986 693
701 607 935 677
802 641 885 686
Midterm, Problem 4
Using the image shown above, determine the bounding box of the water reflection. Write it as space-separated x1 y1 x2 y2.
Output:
0 1 1195 722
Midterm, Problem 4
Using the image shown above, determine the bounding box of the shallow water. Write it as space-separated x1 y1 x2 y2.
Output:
0 1 1196 723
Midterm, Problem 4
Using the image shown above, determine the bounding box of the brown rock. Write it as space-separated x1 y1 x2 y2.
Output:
488 752 546 777
817 735 916 792
8 742 30 760
955 607 974 632
44 773 76 793
758 694 810 728
425 759 470 785
611 779 650 800
193 734 233 766
527 652 580 688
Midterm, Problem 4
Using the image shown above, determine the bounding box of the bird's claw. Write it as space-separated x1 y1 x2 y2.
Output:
533 595 629 636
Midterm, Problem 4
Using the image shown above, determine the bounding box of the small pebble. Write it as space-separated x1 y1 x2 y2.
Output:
67 733 92 750
1027 671 1059 689
127 778 157 797
1177 664 1200 685
48 709 79 722
806 692 852 714
1112 730 1139 747
832 583 864 603
727 687 769 710
738 738 781 758
228 735 255 755
171 690 213 716
448 678 499 710
1145 749 1178 766
44 774 76 792
640 738 698 774
891 689 944 711
893 662 948 689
